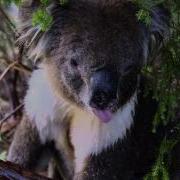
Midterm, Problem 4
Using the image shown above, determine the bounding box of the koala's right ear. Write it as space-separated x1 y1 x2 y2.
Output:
144 5 170 64
17 0 41 47
17 0 56 62
17 0 68 63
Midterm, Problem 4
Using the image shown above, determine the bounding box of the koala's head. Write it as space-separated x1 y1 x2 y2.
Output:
19 0 169 123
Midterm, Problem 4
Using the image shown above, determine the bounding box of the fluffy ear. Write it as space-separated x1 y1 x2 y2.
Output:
144 6 170 64
17 0 51 62
18 0 40 22
17 0 42 54
17 0 68 62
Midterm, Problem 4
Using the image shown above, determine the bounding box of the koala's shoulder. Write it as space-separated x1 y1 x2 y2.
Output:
25 67 57 122
24 67 71 142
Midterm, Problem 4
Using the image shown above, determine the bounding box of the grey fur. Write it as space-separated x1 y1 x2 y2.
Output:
8 0 170 179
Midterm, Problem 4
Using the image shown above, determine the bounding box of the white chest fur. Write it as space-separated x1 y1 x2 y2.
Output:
71 93 137 173
24 68 71 143
25 67 137 174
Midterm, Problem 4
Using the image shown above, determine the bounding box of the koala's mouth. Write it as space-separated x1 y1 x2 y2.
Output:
92 108 113 123
89 95 119 123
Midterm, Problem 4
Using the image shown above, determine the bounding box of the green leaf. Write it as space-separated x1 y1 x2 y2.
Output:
136 9 151 25
32 9 53 31
40 0 50 6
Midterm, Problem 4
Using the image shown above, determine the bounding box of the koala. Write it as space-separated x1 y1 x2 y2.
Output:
7 0 173 179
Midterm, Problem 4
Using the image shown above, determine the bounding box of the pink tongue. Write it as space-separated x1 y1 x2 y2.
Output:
92 109 113 123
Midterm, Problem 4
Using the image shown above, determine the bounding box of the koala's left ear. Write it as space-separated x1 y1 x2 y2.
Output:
145 5 170 63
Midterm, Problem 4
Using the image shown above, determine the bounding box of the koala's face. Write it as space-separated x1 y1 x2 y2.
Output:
43 3 145 123
36 2 167 123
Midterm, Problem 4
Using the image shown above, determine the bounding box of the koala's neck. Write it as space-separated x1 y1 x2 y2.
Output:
71 93 137 173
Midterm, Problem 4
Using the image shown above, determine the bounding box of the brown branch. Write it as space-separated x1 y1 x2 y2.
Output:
0 61 17 81
0 160 52 180
16 63 32 74
0 60 32 75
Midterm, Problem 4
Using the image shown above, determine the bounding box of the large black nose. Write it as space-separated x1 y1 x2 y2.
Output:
89 68 118 110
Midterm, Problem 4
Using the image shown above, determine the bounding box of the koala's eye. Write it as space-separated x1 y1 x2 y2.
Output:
70 58 79 68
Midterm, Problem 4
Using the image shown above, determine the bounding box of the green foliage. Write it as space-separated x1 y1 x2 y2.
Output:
32 9 52 32
0 0 69 31
137 0 180 179
40 0 50 6
144 138 178 180
135 0 163 25
31 0 69 31
136 9 151 25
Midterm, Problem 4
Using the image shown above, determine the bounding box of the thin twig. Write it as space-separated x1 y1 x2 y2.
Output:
11 46 24 118
0 60 32 76
17 63 32 73
0 103 24 130
14 65 32 75
0 6 18 36
0 61 17 81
